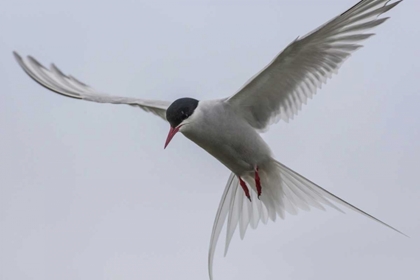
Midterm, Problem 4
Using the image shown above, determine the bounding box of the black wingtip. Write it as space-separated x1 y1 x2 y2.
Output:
398 230 410 238
12 51 22 61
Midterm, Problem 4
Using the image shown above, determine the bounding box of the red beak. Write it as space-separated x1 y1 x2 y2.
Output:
164 126 180 149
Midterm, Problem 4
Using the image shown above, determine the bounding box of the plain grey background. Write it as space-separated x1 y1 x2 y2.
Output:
1 0 419 279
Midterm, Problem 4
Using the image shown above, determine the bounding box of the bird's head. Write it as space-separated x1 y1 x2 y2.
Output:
164 97 199 148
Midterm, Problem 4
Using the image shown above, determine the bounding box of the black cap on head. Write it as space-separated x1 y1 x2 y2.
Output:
166 98 199 128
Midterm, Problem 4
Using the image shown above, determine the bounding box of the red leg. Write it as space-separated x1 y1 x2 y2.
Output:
255 167 262 198
239 177 251 202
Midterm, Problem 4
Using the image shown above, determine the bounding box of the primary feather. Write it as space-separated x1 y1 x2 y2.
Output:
13 52 170 120
227 0 402 131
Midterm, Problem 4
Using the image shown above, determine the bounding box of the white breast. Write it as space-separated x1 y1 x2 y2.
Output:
180 100 273 175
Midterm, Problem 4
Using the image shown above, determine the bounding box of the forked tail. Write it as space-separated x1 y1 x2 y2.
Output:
208 159 407 280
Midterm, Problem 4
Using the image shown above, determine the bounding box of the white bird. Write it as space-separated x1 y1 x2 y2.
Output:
14 0 406 278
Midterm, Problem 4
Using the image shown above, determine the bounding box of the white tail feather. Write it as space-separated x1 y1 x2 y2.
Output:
208 159 407 280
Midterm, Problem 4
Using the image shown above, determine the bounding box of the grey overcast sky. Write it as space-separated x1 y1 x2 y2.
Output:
1 0 419 279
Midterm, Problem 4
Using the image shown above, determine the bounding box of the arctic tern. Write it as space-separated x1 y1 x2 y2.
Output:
14 0 406 279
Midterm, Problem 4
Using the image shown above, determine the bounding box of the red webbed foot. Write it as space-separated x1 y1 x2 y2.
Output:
239 177 251 202
255 167 262 199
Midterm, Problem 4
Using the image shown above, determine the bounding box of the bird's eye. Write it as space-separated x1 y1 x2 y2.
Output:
181 110 188 118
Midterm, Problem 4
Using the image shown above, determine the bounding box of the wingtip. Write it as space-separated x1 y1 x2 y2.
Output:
12 51 22 61
50 63 65 76
395 0 403 6
397 229 410 238
27 55 39 64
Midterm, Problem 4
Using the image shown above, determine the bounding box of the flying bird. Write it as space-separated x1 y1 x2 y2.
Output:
14 0 405 278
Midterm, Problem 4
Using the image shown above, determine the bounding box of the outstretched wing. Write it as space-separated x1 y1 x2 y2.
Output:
226 0 402 131
13 52 170 120
208 161 406 280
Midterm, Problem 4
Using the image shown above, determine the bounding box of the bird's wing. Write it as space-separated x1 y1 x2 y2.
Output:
208 160 406 280
13 52 170 121
226 0 402 131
